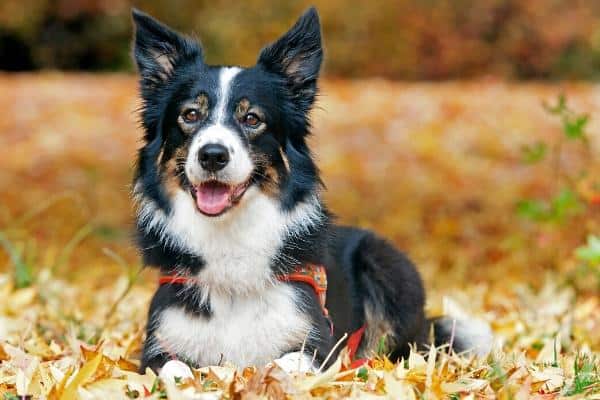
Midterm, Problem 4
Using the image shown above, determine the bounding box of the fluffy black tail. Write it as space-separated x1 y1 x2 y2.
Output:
330 225 493 360
331 226 429 360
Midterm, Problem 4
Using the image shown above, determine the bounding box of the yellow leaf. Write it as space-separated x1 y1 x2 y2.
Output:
7 288 37 313
426 344 437 389
61 351 103 400
407 349 427 372
383 372 416 400
530 366 564 393
295 357 342 392
441 378 488 393
116 357 138 372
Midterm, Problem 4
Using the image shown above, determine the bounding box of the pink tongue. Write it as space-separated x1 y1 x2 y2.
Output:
195 183 231 215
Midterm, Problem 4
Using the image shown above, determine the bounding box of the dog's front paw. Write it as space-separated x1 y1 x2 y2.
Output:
273 352 317 374
159 359 194 382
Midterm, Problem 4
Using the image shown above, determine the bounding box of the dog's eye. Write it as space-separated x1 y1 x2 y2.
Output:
243 113 261 127
182 109 200 123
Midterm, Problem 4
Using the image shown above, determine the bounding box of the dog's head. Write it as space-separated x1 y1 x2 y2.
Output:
132 8 322 218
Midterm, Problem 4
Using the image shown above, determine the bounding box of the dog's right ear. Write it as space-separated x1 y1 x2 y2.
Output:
132 9 202 91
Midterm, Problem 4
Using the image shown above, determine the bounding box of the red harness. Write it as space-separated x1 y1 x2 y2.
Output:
159 264 367 367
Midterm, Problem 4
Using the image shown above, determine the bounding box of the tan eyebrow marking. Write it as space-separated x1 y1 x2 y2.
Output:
161 147 188 197
235 98 251 120
235 98 267 138
177 93 210 135
196 93 209 115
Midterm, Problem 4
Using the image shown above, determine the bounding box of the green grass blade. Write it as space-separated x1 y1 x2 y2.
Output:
0 232 33 288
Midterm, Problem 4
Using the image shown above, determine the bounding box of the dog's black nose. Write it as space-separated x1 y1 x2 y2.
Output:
198 143 230 172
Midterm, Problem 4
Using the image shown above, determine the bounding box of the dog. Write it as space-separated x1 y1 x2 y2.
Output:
130 7 492 373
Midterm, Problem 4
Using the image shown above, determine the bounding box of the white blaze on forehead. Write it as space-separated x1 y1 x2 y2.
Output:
215 67 242 124
186 67 253 185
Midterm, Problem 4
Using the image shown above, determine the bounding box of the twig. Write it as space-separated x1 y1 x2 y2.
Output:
298 332 309 372
317 333 348 374
448 318 457 355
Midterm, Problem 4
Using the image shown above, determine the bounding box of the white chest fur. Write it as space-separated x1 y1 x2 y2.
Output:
136 184 324 366
154 284 312 366
137 186 323 294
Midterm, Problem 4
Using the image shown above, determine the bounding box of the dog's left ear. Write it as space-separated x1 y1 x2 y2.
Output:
132 8 202 92
258 7 323 110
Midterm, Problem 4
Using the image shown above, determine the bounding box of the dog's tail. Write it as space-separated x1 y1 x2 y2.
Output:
330 225 493 359
430 313 494 356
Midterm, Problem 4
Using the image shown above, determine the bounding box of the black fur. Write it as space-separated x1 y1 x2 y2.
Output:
258 7 323 116
131 7 471 373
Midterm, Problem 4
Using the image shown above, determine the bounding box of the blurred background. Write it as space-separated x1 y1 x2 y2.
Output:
2 0 600 79
0 1 599 367
1 0 599 286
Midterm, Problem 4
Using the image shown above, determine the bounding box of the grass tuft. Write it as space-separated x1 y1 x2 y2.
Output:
0 232 33 288
564 353 600 396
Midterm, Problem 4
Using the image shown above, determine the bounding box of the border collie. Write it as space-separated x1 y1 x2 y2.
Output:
131 7 492 373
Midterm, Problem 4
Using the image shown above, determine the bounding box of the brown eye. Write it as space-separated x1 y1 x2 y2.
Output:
182 109 200 123
244 113 260 127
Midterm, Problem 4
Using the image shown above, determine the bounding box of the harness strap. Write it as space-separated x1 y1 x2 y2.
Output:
158 276 191 285
346 324 368 368
277 264 333 336
276 264 329 317
159 264 330 317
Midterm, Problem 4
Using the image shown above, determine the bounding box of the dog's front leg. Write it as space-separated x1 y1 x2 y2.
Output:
139 349 170 374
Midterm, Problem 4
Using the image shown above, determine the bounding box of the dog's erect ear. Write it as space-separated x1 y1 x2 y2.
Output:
132 9 202 90
257 7 323 109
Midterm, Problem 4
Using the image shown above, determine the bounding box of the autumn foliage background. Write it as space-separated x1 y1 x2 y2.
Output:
0 1 599 399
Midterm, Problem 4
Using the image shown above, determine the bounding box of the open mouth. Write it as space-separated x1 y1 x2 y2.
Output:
191 180 250 217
